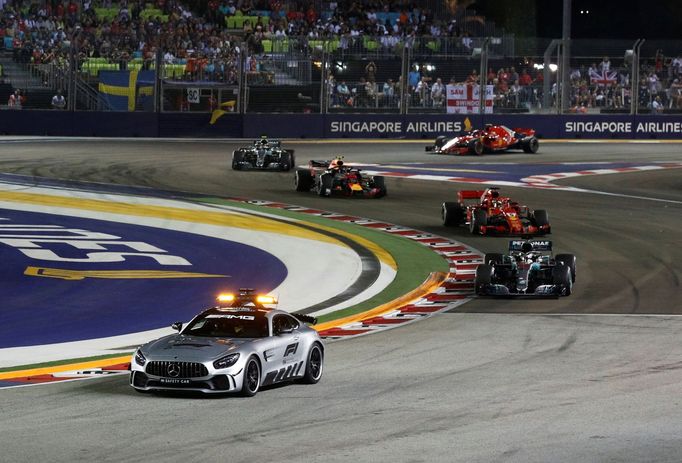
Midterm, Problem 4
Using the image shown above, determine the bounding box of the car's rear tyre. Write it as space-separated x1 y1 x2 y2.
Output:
555 253 577 282
241 356 261 397
522 136 539 153
301 343 324 384
442 202 465 226
295 169 313 191
232 150 244 170
435 135 447 149
468 139 484 155
552 264 572 296
484 253 504 265
475 264 493 295
372 175 387 197
470 208 487 234
318 173 332 197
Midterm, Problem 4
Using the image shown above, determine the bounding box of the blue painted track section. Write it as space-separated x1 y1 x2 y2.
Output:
0 208 287 348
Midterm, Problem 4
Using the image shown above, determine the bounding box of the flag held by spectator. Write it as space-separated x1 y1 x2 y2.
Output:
589 69 617 86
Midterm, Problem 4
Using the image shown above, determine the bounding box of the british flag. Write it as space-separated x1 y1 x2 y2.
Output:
589 69 618 86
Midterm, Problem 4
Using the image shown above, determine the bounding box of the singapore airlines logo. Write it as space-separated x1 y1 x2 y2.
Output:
0 222 229 281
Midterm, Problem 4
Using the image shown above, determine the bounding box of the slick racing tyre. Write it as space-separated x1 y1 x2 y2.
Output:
295 169 313 191
318 173 333 197
301 342 324 384
484 253 504 265
552 264 573 296
521 136 540 154
470 209 488 234
372 175 387 198
286 150 296 169
241 356 261 397
468 139 484 155
442 202 465 226
532 209 550 232
232 150 244 170
555 254 577 282
475 264 493 295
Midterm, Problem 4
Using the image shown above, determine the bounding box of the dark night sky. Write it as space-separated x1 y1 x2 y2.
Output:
534 0 682 39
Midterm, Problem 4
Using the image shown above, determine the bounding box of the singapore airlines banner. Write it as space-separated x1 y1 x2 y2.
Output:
446 84 494 114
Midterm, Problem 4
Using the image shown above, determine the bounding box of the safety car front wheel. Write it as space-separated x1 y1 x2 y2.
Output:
241 356 261 397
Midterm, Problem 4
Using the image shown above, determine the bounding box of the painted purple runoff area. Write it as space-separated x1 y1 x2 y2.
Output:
0 209 287 348
363 161 674 184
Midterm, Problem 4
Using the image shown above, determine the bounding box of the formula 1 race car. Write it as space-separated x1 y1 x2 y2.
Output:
475 240 576 297
442 187 550 235
425 124 539 155
232 136 295 171
294 158 387 198
130 289 323 396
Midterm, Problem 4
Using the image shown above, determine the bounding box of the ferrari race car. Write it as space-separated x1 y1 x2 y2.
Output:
130 289 323 396
295 158 387 198
475 240 576 297
425 124 539 155
442 187 551 235
232 136 295 171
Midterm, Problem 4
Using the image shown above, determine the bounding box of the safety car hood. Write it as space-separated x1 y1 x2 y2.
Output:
142 334 257 361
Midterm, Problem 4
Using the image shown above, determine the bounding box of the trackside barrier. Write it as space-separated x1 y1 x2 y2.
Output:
0 111 681 139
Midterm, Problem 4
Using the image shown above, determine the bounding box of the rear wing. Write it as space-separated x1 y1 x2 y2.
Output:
458 190 486 201
509 240 552 252
309 160 330 168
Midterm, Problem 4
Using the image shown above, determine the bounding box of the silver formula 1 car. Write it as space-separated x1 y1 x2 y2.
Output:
130 289 323 396
232 136 295 171
475 240 576 297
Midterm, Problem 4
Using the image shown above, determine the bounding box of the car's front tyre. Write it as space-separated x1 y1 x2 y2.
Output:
301 343 324 384
241 356 261 397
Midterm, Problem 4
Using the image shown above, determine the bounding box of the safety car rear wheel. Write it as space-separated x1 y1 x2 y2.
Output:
475 264 493 295
470 209 487 234
522 136 539 154
295 169 313 191
301 343 324 384
241 356 261 397
442 202 465 226
555 254 577 282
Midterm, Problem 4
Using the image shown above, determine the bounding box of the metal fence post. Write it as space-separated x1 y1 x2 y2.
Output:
478 37 490 116
238 44 246 113
319 49 326 114
560 0 571 113
400 43 409 115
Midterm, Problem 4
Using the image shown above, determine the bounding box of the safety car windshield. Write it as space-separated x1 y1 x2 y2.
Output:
184 310 269 338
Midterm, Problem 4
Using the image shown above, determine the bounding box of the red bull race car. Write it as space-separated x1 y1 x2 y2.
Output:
425 124 539 155
294 158 386 198
442 187 551 235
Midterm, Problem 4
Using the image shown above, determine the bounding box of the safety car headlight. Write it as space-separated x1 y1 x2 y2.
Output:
213 353 240 369
134 349 146 366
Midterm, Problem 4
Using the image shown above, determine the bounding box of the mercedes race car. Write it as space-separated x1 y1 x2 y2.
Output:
295 158 386 198
425 124 539 155
130 289 323 396
475 240 576 297
442 187 551 236
232 136 295 171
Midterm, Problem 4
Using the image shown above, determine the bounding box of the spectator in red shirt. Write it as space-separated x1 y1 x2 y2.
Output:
306 5 317 24
519 70 532 86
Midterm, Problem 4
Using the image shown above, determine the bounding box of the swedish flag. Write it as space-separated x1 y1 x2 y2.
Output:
98 69 155 111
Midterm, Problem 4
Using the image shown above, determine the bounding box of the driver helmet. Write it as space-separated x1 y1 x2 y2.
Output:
521 241 533 254
490 190 499 198
260 138 268 146
484 124 493 131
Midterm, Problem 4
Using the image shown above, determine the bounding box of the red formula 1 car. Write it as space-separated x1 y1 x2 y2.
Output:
425 124 539 155
441 187 551 235
295 158 386 198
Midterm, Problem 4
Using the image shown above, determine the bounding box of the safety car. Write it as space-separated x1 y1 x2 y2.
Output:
130 289 323 396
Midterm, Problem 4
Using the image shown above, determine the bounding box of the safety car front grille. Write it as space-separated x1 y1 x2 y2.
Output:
146 361 208 378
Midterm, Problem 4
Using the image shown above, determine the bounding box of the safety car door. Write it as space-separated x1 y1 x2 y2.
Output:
261 314 305 385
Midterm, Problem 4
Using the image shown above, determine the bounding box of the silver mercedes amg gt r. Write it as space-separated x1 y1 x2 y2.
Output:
130 290 324 396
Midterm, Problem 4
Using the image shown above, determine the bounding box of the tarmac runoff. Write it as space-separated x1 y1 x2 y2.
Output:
0 182 449 381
